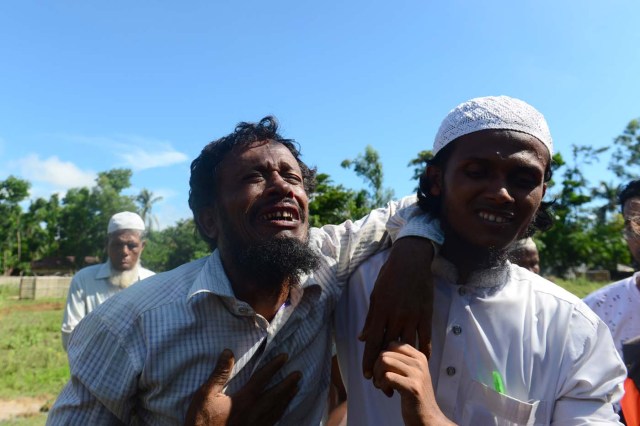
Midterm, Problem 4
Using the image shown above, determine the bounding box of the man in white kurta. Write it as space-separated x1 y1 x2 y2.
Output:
335 250 625 425
335 96 626 425
61 211 154 350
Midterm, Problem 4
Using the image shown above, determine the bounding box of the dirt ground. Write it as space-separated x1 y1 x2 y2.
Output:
0 397 49 421
0 301 64 317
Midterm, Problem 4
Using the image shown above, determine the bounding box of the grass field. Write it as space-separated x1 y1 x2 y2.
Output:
0 284 68 425
0 275 611 424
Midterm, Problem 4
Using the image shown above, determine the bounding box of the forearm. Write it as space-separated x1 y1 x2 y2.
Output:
322 195 439 282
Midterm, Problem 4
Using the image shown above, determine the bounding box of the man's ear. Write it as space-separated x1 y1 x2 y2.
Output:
197 207 219 241
426 166 443 196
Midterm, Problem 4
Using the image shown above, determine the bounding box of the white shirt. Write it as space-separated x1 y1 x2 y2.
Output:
48 197 441 426
584 272 640 358
335 250 626 426
61 261 155 350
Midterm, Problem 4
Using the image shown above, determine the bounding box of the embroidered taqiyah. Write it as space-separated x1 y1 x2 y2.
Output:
434 95 553 156
107 211 145 234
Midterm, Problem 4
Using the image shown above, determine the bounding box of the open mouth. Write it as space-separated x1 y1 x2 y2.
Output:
478 210 513 224
261 210 296 221
259 204 301 225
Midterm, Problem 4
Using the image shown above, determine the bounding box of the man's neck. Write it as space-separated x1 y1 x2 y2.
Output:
440 241 506 284
220 253 291 322
232 279 291 322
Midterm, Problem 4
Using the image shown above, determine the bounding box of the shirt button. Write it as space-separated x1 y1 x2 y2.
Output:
452 325 462 335
458 287 466 296
446 366 456 376
238 306 249 314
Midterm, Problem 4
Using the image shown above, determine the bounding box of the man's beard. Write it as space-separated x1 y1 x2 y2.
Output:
228 235 321 289
109 261 140 289
218 206 321 290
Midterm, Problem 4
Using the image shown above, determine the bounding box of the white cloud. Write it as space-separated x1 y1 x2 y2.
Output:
14 154 96 190
118 145 188 171
63 134 188 171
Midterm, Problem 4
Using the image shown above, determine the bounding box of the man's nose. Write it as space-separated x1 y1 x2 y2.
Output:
488 179 515 203
268 173 294 197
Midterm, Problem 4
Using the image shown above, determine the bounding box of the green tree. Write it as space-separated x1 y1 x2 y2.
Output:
22 194 62 267
609 118 640 180
341 145 394 209
58 169 137 266
308 174 369 227
136 189 163 232
538 147 627 275
591 181 621 224
0 176 30 275
142 219 209 272
407 150 433 191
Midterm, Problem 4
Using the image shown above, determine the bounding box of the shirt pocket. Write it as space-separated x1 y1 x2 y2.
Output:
461 380 546 426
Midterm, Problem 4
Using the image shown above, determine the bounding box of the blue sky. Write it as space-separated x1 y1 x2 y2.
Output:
1 1 639 228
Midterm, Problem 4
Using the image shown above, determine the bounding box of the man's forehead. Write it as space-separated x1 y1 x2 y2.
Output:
453 130 549 166
109 230 142 241
233 141 300 168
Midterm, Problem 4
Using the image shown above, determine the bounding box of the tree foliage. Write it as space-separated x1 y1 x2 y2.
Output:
341 146 394 209
407 150 433 191
308 174 369 228
538 147 628 275
58 169 137 266
609 118 640 179
142 219 209 272
0 176 31 275
136 189 163 232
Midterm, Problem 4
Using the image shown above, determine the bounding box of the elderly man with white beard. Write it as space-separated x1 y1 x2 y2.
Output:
61 211 155 351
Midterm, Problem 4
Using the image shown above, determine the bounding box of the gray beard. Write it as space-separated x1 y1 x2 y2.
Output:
108 261 141 289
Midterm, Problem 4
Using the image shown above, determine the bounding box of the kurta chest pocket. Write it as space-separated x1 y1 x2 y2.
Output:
461 380 546 426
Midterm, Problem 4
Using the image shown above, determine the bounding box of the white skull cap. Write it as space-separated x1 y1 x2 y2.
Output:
108 211 145 234
433 96 553 156
510 237 537 252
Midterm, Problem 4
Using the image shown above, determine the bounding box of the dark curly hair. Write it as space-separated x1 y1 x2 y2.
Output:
188 116 317 249
416 138 554 237
619 180 640 213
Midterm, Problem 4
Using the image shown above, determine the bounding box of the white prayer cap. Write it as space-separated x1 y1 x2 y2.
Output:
510 237 537 252
433 96 553 156
107 211 145 234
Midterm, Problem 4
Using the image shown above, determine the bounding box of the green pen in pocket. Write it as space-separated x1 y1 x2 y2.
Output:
492 370 505 394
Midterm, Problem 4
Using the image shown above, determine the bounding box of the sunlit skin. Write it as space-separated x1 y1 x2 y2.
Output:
427 130 548 283
198 141 309 320
107 230 145 272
